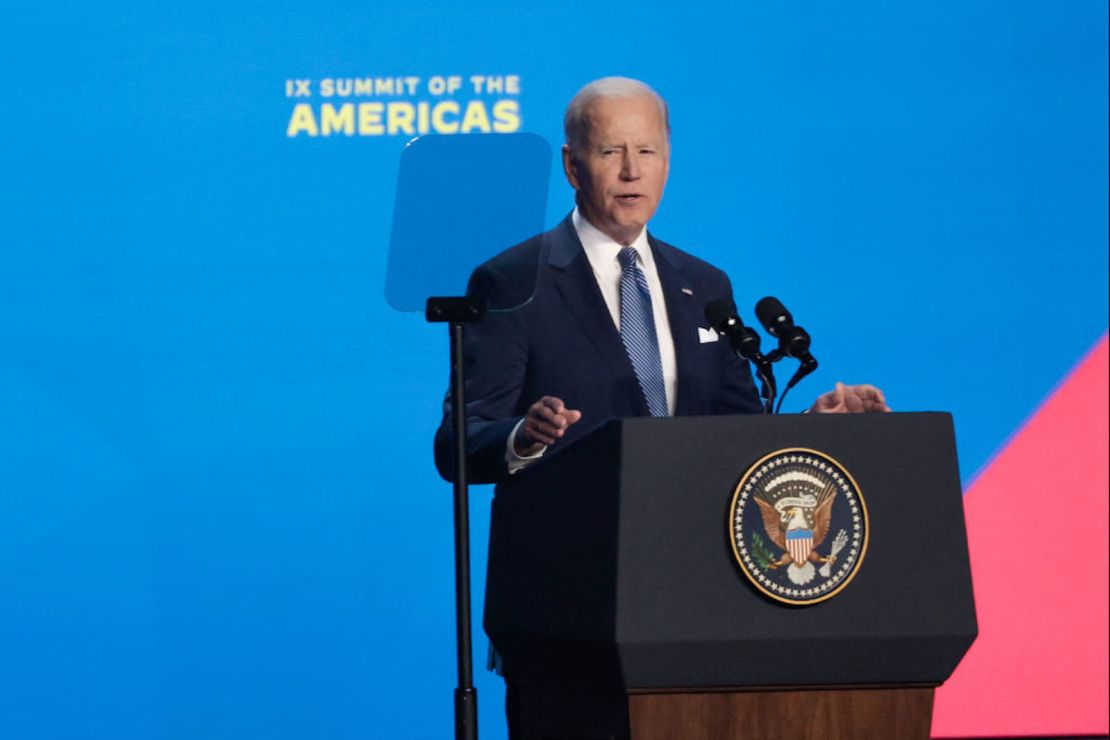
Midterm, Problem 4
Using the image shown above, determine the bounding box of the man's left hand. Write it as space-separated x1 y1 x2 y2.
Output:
810 382 891 414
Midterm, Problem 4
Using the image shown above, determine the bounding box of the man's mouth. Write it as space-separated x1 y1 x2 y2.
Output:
616 194 643 202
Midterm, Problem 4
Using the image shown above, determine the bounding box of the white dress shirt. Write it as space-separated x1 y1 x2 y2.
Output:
507 209 678 472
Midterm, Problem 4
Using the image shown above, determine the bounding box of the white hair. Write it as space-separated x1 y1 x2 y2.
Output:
563 77 670 155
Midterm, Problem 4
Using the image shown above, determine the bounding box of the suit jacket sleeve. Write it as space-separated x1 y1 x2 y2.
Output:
433 250 537 484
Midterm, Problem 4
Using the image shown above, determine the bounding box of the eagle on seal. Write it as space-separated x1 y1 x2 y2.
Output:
756 481 837 585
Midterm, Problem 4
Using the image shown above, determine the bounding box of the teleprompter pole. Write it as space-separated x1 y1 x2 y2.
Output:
426 296 487 740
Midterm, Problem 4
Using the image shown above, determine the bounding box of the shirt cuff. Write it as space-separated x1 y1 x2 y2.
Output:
506 417 547 474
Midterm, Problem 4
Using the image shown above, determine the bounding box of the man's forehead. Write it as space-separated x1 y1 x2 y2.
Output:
583 95 669 141
584 93 663 120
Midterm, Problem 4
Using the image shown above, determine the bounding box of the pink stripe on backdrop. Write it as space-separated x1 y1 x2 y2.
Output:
932 332 1109 737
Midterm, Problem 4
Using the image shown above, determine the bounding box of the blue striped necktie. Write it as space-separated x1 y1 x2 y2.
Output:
618 247 668 417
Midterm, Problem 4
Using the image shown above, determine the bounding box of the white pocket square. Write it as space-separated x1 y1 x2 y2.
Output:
697 327 719 344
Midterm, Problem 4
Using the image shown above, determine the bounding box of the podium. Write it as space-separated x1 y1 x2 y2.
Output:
484 413 977 740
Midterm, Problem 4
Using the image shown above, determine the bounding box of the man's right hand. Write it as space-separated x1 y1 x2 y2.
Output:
515 396 583 455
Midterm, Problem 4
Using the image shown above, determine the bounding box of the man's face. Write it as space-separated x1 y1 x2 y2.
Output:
562 94 670 246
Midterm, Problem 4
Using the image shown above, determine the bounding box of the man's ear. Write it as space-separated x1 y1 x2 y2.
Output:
561 144 580 191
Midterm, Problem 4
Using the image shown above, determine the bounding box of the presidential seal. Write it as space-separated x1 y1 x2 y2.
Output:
728 448 868 605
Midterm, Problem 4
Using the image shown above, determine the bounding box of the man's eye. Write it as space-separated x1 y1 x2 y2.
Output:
639 149 656 155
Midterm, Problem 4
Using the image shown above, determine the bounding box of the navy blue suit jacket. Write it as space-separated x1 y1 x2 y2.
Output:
434 215 762 483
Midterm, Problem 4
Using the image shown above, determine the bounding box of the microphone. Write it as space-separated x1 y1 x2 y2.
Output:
705 299 777 411
754 296 818 377
705 300 767 364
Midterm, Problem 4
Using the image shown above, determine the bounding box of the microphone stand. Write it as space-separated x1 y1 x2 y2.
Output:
753 358 777 414
775 357 819 414
724 335 777 414
426 295 486 740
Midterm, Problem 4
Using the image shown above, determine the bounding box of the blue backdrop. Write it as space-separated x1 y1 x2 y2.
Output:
1 2 1106 738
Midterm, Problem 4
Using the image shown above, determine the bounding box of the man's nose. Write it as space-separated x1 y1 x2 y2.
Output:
620 152 641 180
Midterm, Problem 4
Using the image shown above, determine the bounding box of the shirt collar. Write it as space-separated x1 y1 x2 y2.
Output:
572 208 653 269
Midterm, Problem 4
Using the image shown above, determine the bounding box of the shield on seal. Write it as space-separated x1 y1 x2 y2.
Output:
786 528 814 566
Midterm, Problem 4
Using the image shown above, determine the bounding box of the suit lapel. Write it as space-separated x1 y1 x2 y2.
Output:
650 235 699 416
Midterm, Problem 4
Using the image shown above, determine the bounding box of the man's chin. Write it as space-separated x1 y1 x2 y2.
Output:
607 216 650 242
581 208 650 245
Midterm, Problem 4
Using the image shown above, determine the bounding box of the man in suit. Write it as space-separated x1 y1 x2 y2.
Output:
434 77 887 485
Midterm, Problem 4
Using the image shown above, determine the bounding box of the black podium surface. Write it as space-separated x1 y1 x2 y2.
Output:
484 412 977 691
